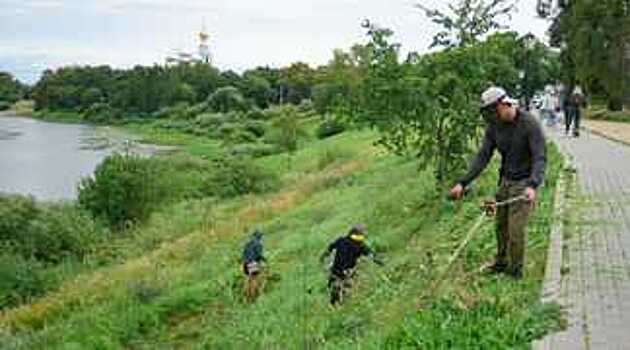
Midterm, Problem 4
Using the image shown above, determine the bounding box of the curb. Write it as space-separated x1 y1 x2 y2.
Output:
532 147 573 350
582 124 630 148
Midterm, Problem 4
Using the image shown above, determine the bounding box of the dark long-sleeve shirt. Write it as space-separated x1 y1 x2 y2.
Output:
323 236 373 277
459 110 546 189
242 237 265 264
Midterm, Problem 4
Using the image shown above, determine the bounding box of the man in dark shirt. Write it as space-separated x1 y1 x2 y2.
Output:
449 86 546 279
320 224 382 305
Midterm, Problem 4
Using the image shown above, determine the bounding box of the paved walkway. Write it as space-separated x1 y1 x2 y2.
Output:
536 125 630 349
585 120 630 146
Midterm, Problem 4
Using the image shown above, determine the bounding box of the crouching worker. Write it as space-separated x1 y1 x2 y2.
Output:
320 224 383 306
242 229 266 302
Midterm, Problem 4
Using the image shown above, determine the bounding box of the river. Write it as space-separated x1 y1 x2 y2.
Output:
0 113 166 201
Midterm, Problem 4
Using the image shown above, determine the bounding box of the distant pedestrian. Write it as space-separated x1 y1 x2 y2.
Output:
565 86 586 137
540 86 559 126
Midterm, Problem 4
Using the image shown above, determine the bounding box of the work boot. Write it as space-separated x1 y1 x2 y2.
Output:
506 266 523 280
483 261 507 275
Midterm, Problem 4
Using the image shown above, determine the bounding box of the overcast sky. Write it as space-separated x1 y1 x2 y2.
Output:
0 0 550 84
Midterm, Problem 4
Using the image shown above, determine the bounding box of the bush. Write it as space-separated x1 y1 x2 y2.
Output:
0 194 40 242
0 194 107 263
0 251 47 309
78 154 171 229
82 103 122 123
150 102 192 120
0 101 11 111
245 108 268 120
186 102 210 117
204 155 279 198
206 86 250 113
195 112 238 128
316 119 346 139
25 204 107 262
227 143 280 158
243 120 267 137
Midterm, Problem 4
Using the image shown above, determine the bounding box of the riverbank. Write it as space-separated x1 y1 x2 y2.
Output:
0 125 565 348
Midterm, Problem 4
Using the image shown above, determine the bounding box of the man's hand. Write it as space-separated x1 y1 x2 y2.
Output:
449 183 465 200
524 187 537 203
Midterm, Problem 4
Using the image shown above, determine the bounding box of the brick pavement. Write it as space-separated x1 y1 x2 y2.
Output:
535 125 630 350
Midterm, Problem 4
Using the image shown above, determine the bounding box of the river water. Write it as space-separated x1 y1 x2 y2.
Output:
0 113 162 201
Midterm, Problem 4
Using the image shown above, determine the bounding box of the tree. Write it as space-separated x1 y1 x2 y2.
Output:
549 0 630 110
206 86 250 113
312 48 366 114
349 23 552 183
417 0 516 48
240 72 272 108
269 105 306 169
0 72 26 104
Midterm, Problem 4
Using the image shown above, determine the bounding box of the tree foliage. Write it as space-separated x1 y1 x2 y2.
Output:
549 0 630 110
0 71 27 104
348 22 557 183
417 0 516 48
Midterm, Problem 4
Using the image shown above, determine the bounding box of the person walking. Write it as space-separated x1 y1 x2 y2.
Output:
568 86 586 137
449 87 546 279
540 86 558 126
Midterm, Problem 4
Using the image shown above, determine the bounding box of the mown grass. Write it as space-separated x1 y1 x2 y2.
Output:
0 127 563 349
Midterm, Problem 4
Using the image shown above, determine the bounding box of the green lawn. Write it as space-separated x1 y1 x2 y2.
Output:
0 128 564 349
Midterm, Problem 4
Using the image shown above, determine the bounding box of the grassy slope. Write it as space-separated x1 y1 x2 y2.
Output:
0 129 563 349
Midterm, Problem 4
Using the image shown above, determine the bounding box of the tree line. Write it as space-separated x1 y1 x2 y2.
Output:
548 0 630 110
0 72 28 110
27 56 365 118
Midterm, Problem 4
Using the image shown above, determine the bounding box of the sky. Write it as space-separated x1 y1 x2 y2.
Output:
0 0 550 84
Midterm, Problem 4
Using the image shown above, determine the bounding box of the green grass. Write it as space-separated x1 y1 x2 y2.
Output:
0 128 564 349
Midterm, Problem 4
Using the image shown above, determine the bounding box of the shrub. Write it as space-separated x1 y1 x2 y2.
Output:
0 194 40 242
243 120 267 137
245 108 268 120
150 102 192 120
195 112 238 128
0 251 47 309
25 204 107 262
186 102 210 117
316 118 346 139
82 103 123 123
78 153 170 229
205 155 279 198
0 195 106 262
227 143 280 158
206 86 250 113
0 101 11 111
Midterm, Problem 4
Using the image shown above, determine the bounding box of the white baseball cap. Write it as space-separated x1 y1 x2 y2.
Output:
480 86 518 108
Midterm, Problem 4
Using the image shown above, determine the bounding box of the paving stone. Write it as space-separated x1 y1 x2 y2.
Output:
535 125 630 349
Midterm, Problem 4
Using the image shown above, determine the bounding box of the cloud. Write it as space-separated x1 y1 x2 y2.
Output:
1 0 550 84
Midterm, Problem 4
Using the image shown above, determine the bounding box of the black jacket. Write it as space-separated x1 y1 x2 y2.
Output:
242 236 265 264
323 236 373 277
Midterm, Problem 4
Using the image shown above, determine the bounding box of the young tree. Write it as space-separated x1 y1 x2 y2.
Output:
417 0 516 48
